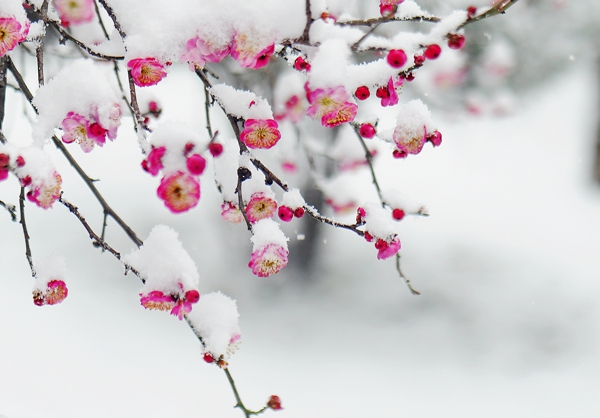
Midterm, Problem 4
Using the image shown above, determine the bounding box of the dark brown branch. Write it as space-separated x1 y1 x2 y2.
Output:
19 187 36 277
303 205 364 236
0 199 17 221
58 195 144 280
395 254 419 295
352 124 383 205
97 0 127 40
6 57 143 247
0 56 7 134
127 70 150 135
24 1 123 60
338 15 440 27
93 0 111 40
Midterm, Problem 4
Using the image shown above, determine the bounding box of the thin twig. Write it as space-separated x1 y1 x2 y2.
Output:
127 70 150 134
96 0 127 40
19 187 35 278
395 254 420 295
0 199 17 222
352 125 383 205
58 195 144 280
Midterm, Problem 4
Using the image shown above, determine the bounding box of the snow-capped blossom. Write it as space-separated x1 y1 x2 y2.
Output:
240 119 281 149
375 237 401 260
139 288 200 320
231 33 274 69
221 202 244 223
27 171 62 209
0 16 28 57
392 100 436 156
246 192 277 223
181 35 231 71
248 243 289 277
127 58 167 87
125 225 200 319
306 86 358 128
53 0 95 26
157 171 200 213
393 124 426 155
33 279 68 306
60 111 111 153
60 112 87 143
140 290 175 311
32 254 68 306
141 146 166 176
186 292 241 360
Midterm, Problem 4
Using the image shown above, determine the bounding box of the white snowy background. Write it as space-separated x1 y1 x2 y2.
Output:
1 44 599 418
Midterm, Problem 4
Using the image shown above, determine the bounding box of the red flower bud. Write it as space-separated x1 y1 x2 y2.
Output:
209 142 224 157
424 44 442 60
387 49 407 68
267 395 283 411
355 86 370 100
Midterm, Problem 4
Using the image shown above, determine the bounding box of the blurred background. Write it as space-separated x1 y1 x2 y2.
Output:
1 0 599 416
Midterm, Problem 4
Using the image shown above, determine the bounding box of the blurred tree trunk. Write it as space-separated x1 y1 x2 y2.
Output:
594 55 600 184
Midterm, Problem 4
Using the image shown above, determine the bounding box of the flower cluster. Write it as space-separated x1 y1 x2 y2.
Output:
0 16 29 57
60 104 121 153
357 205 402 260
0 146 62 209
140 287 200 320
141 124 211 213
33 279 68 306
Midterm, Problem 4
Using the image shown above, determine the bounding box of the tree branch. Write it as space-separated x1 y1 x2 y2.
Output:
6 57 143 247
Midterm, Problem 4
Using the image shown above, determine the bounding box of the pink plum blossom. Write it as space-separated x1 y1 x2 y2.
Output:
248 243 289 277
393 124 427 155
87 122 107 146
140 289 200 320
61 112 88 142
231 33 274 69
140 290 176 312
157 171 200 213
142 146 166 176
33 279 69 306
127 58 168 87
181 35 231 70
53 0 95 26
240 119 281 149
0 17 29 57
380 77 402 107
306 86 358 128
375 237 401 260
221 202 244 223
246 192 277 223
27 172 62 209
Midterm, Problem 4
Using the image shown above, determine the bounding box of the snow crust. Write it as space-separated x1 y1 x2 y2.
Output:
32 253 66 290
251 219 288 249
123 225 200 295
186 292 241 359
32 60 121 146
210 84 273 120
